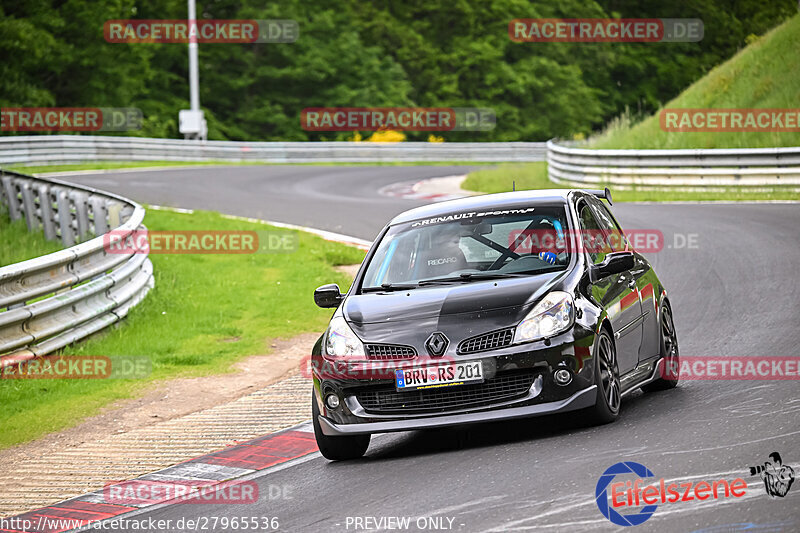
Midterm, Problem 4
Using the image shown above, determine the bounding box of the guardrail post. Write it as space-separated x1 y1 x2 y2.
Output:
0 172 5 212
106 201 122 229
1 177 21 221
55 188 75 246
21 183 39 232
38 184 57 240
90 196 109 235
71 190 90 240
120 205 134 225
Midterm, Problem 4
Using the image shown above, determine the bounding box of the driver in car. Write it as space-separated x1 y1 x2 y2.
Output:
533 217 566 265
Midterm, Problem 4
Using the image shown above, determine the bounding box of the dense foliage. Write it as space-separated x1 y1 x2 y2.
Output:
0 0 795 141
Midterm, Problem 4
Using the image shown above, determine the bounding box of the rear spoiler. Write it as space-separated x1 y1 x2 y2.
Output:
585 187 613 205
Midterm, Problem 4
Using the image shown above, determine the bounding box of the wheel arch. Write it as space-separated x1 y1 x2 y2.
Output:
599 318 613 337
587 317 615 378
657 289 672 325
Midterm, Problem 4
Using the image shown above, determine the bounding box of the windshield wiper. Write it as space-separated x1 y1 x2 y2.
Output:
361 282 418 292
418 272 525 285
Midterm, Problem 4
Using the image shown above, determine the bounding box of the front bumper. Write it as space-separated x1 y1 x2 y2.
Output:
318 385 596 435
313 325 599 435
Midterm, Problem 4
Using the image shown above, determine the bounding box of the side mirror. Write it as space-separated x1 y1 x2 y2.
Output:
590 252 634 282
314 283 344 308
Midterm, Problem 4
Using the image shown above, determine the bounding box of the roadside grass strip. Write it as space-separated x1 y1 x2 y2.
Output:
0 216 64 266
0 208 364 450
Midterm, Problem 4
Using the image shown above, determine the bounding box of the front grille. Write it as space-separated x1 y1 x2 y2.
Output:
356 371 536 413
457 328 514 354
365 343 417 360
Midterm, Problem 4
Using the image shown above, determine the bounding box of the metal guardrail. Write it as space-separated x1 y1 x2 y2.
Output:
3 135 797 186
0 135 549 164
547 140 800 186
0 170 154 368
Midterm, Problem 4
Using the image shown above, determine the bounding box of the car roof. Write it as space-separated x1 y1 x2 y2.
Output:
389 189 576 226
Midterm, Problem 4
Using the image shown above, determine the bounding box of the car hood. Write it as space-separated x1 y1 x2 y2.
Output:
344 271 566 346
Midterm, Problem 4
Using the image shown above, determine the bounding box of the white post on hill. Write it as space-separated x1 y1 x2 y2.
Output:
178 0 207 140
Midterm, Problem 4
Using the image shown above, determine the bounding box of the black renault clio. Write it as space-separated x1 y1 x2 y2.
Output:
311 189 679 460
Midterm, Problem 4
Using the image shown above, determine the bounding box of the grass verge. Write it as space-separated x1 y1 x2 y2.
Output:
589 15 800 149
462 162 800 201
0 215 64 266
0 208 365 449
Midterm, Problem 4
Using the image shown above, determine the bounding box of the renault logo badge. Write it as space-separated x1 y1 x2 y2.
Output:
425 332 449 357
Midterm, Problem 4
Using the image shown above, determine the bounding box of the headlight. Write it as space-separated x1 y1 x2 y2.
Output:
514 291 574 343
325 315 365 358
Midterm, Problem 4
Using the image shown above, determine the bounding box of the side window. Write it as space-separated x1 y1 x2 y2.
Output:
587 197 627 252
577 202 604 264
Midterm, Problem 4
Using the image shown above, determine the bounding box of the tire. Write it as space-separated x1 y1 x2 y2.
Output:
312 394 370 461
643 303 679 392
585 329 621 425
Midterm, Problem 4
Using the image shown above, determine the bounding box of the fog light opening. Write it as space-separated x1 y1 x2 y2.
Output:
325 393 340 409
530 374 543 397
554 368 572 386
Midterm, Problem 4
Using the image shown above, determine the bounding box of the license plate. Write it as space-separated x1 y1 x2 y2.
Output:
395 361 483 391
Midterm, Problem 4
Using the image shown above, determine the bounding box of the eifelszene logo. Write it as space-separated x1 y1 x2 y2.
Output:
595 462 747 527
595 462 658 526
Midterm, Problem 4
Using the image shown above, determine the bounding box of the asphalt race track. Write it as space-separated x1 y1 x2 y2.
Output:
62 166 800 532
62 165 480 241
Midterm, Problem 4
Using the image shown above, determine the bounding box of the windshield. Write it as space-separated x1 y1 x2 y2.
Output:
361 205 570 290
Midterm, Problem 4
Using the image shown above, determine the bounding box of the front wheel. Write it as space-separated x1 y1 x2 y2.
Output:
584 329 621 425
643 303 679 392
312 394 370 461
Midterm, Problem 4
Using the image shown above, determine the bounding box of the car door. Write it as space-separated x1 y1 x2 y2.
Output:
578 200 642 375
588 197 660 362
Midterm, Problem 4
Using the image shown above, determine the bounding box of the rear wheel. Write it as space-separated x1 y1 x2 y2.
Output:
585 329 620 424
312 394 370 461
643 303 679 392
